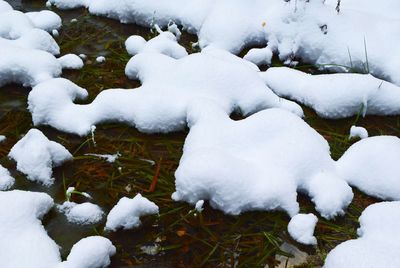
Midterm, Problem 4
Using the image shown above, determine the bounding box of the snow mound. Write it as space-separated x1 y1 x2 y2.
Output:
47 0 400 85
105 194 159 231
25 10 62 32
0 165 14 191
0 28 60 55
58 236 116 268
349 126 368 140
0 190 115 268
172 103 353 218
58 201 104 225
0 9 61 39
125 27 187 59
243 46 273 66
0 190 60 268
324 201 400 268
263 67 400 118
288 213 318 245
28 47 302 136
8 129 72 186
337 136 400 200
57 54 84 69
0 0 12 13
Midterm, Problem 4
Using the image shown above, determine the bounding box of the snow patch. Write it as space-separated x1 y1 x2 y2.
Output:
172 103 353 218
8 129 72 186
324 201 400 268
288 213 318 245
58 201 104 225
263 67 400 118
349 126 368 140
105 194 159 231
337 136 400 200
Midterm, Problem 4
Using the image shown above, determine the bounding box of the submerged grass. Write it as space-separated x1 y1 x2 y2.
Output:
1 1 399 267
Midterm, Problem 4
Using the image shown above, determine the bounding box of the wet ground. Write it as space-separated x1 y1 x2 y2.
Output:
2 0 398 267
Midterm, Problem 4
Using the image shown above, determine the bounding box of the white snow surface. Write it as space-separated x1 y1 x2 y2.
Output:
58 236 116 268
28 47 302 136
58 201 104 225
8 129 72 186
337 136 400 201
85 152 120 163
25 10 62 32
288 213 318 245
0 165 14 191
243 46 273 66
263 67 400 118
172 104 353 218
48 0 400 85
349 126 368 139
0 190 115 268
105 194 159 231
96 56 106 63
324 201 400 268
125 29 187 59
57 54 84 69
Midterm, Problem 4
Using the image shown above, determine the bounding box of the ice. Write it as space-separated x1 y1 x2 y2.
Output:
105 194 159 231
324 201 400 268
337 136 400 200
263 67 400 118
8 129 72 186
172 103 353 218
288 213 318 245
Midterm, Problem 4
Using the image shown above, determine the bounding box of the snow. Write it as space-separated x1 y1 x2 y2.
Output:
195 200 204 212
57 54 84 69
172 104 353 218
85 152 120 163
243 46 273 66
0 190 60 268
52 29 59 37
0 9 61 39
0 0 12 13
58 201 104 225
0 28 60 55
324 201 400 268
0 135 5 142
105 194 159 231
0 165 15 191
337 136 400 201
263 67 400 119
8 129 72 186
48 0 400 86
0 190 115 268
125 27 188 59
25 10 62 32
58 236 116 268
96 56 106 63
28 47 302 136
349 126 368 140
288 213 318 245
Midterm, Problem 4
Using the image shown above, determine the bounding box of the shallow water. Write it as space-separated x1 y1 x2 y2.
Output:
2 0 398 267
